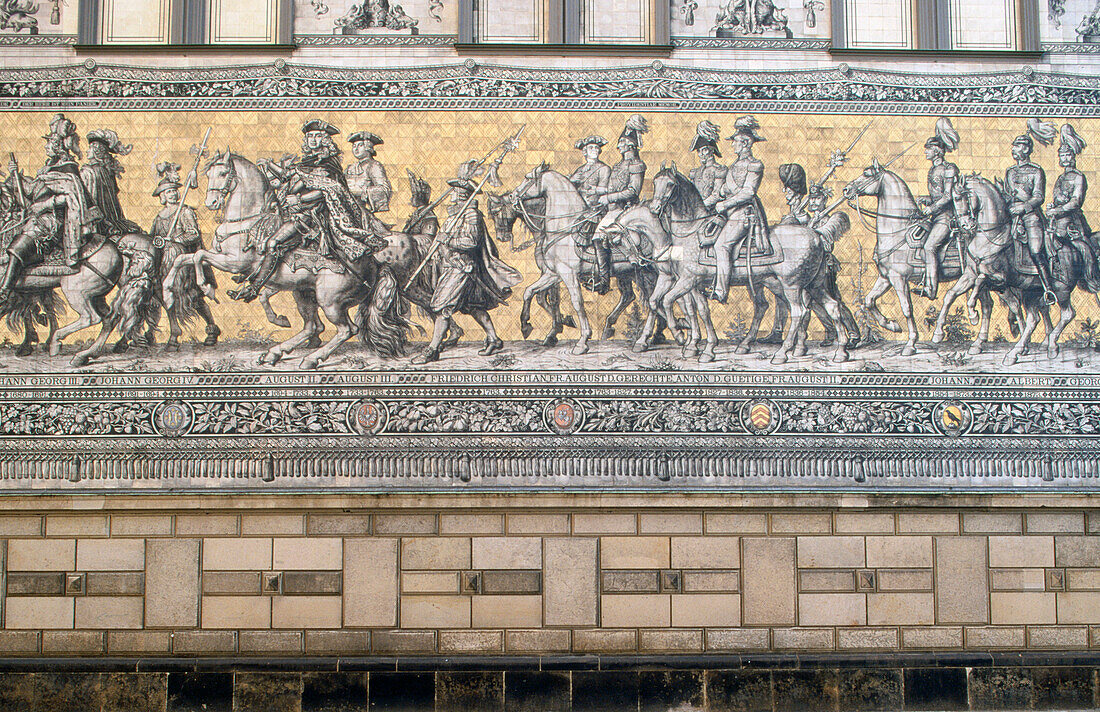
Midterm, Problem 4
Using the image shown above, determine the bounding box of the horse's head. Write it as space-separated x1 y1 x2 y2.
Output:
204 146 237 212
843 158 885 200
510 162 550 203
486 192 519 243
650 162 680 214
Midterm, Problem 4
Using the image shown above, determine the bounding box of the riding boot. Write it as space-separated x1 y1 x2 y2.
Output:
228 251 279 303
592 240 612 295
0 253 23 305
1029 248 1058 305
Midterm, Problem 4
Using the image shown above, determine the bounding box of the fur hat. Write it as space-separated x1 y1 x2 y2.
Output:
778 163 807 196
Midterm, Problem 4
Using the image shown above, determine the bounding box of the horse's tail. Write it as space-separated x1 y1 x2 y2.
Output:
358 264 411 359
159 246 199 328
110 275 159 342
4 290 65 335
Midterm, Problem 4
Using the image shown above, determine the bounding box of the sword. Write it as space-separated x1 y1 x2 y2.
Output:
403 126 525 290
7 153 26 214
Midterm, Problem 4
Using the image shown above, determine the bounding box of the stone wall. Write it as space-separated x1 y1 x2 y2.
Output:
0 494 1098 658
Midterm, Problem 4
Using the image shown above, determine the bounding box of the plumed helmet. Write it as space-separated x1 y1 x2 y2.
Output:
689 120 722 156
727 115 766 143
618 114 649 149
1059 124 1086 156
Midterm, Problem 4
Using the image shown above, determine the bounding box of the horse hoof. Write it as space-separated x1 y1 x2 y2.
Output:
520 322 533 339
734 345 750 355
967 310 979 326
15 344 32 357
203 335 218 347
771 354 788 365
833 350 849 364
902 345 916 357
300 358 320 370
572 342 589 356
968 344 983 356
273 316 291 328
165 342 180 353
699 352 715 364
651 332 668 346
885 320 902 333
795 346 808 358
48 344 61 358
673 332 687 347
306 337 323 349
542 335 558 347
632 342 648 354
1003 353 1020 366
682 347 699 359
931 330 945 344
260 351 281 366
1048 347 1060 360
759 333 784 345
601 328 615 341
70 353 90 367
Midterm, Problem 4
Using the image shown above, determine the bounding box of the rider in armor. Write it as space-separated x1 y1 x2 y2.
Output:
82 129 142 238
1005 121 1056 303
1048 123 1100 292
590 115 648 295
0 114 98 304
689 120 727 210
229 119 386 303
344 130 392 234
710 115 768 304
570 135 611 210
916 117 964 300
778 163 809 226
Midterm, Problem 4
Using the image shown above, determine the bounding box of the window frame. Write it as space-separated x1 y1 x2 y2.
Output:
77 0 293 46
831 0 1040 52
458 0 668 47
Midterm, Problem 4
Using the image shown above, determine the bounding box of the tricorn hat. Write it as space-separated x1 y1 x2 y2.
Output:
302 119 340 136
778 163 807 196
574 135 608 150
348 130 383 146
86 128 133 155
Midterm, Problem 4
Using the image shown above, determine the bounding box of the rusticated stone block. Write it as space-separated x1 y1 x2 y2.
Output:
167 672 233 712
472 594 542 628
935 536 989 624
38 673 105 712
707 669 772 712
962 512 1022 534
772 628 833 650
0 674 40 711
797 535 865 568
202 537 271 570
102 672 168 712
799 570 855 592
239 630 302 654
798 592 866 626
203 572 260 595
837 627 899 650
175 515 238 537
304 630 370 655
1028 625 1088 648
171 630 236 655
274 537 342 570
965 626 1026 648
601 570 658 593
306 513 371 535
968 668 1033 710
110 515 173 537
472 537 541 569
639 671 704 712
990 568 1045 590
876 569 932 591
480 570 541 594
6 572 63 595
0 631 40 654
706 628 770 651
990 591 1056 625
900 626 963 649
773 670 838 712
742 537 796 626
1027 512 1084 533
600 593 670 627
434 672 502 712
368 673 434 711
233 672 302 712
0 516 42 536
771 513 831 534
282 571 342 595
373 513 437 535
898 512 958 533
372 630 436 654
439 630 503 653
107 630 171 654
638 629 703 652
400 595 470 628
77 538 145 571
903 668 967 711
544 538 597 627
1055 536 1100 567
506 513 570 535
75 596 143 628
344 538 398 627
201 596 270 629
573 628 636 652
671 593 740 627
402 571 457 594
1066 568 1100 590
5 597 73 629
7 539 74 571
683 570 739 592
989 535 1053 568
705 513 768 534
504 672 570 712
1056 591 1100 623
46 515 108 538
573 671 638 712
86 572 144 596
440 513 504 535
42 630 104 654
302 672 366 712
504 629 570 653
837 669 903 712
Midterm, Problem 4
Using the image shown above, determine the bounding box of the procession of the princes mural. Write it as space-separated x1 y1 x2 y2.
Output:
0 111 1098 371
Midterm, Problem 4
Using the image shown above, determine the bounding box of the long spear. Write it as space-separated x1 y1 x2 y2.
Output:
157 127 211 251
400 128 522 235
800 122 871 213
403 126 525 290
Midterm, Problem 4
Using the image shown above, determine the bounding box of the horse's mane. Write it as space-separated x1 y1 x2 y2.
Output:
656 166 705 217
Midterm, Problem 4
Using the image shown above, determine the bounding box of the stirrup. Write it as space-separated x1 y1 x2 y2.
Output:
1043 289 1058 306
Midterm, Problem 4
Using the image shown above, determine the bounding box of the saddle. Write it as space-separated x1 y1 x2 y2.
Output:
906 229 964 275
23 237 106 278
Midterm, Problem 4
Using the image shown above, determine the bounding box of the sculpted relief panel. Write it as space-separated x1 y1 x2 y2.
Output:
0 80 1097 489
